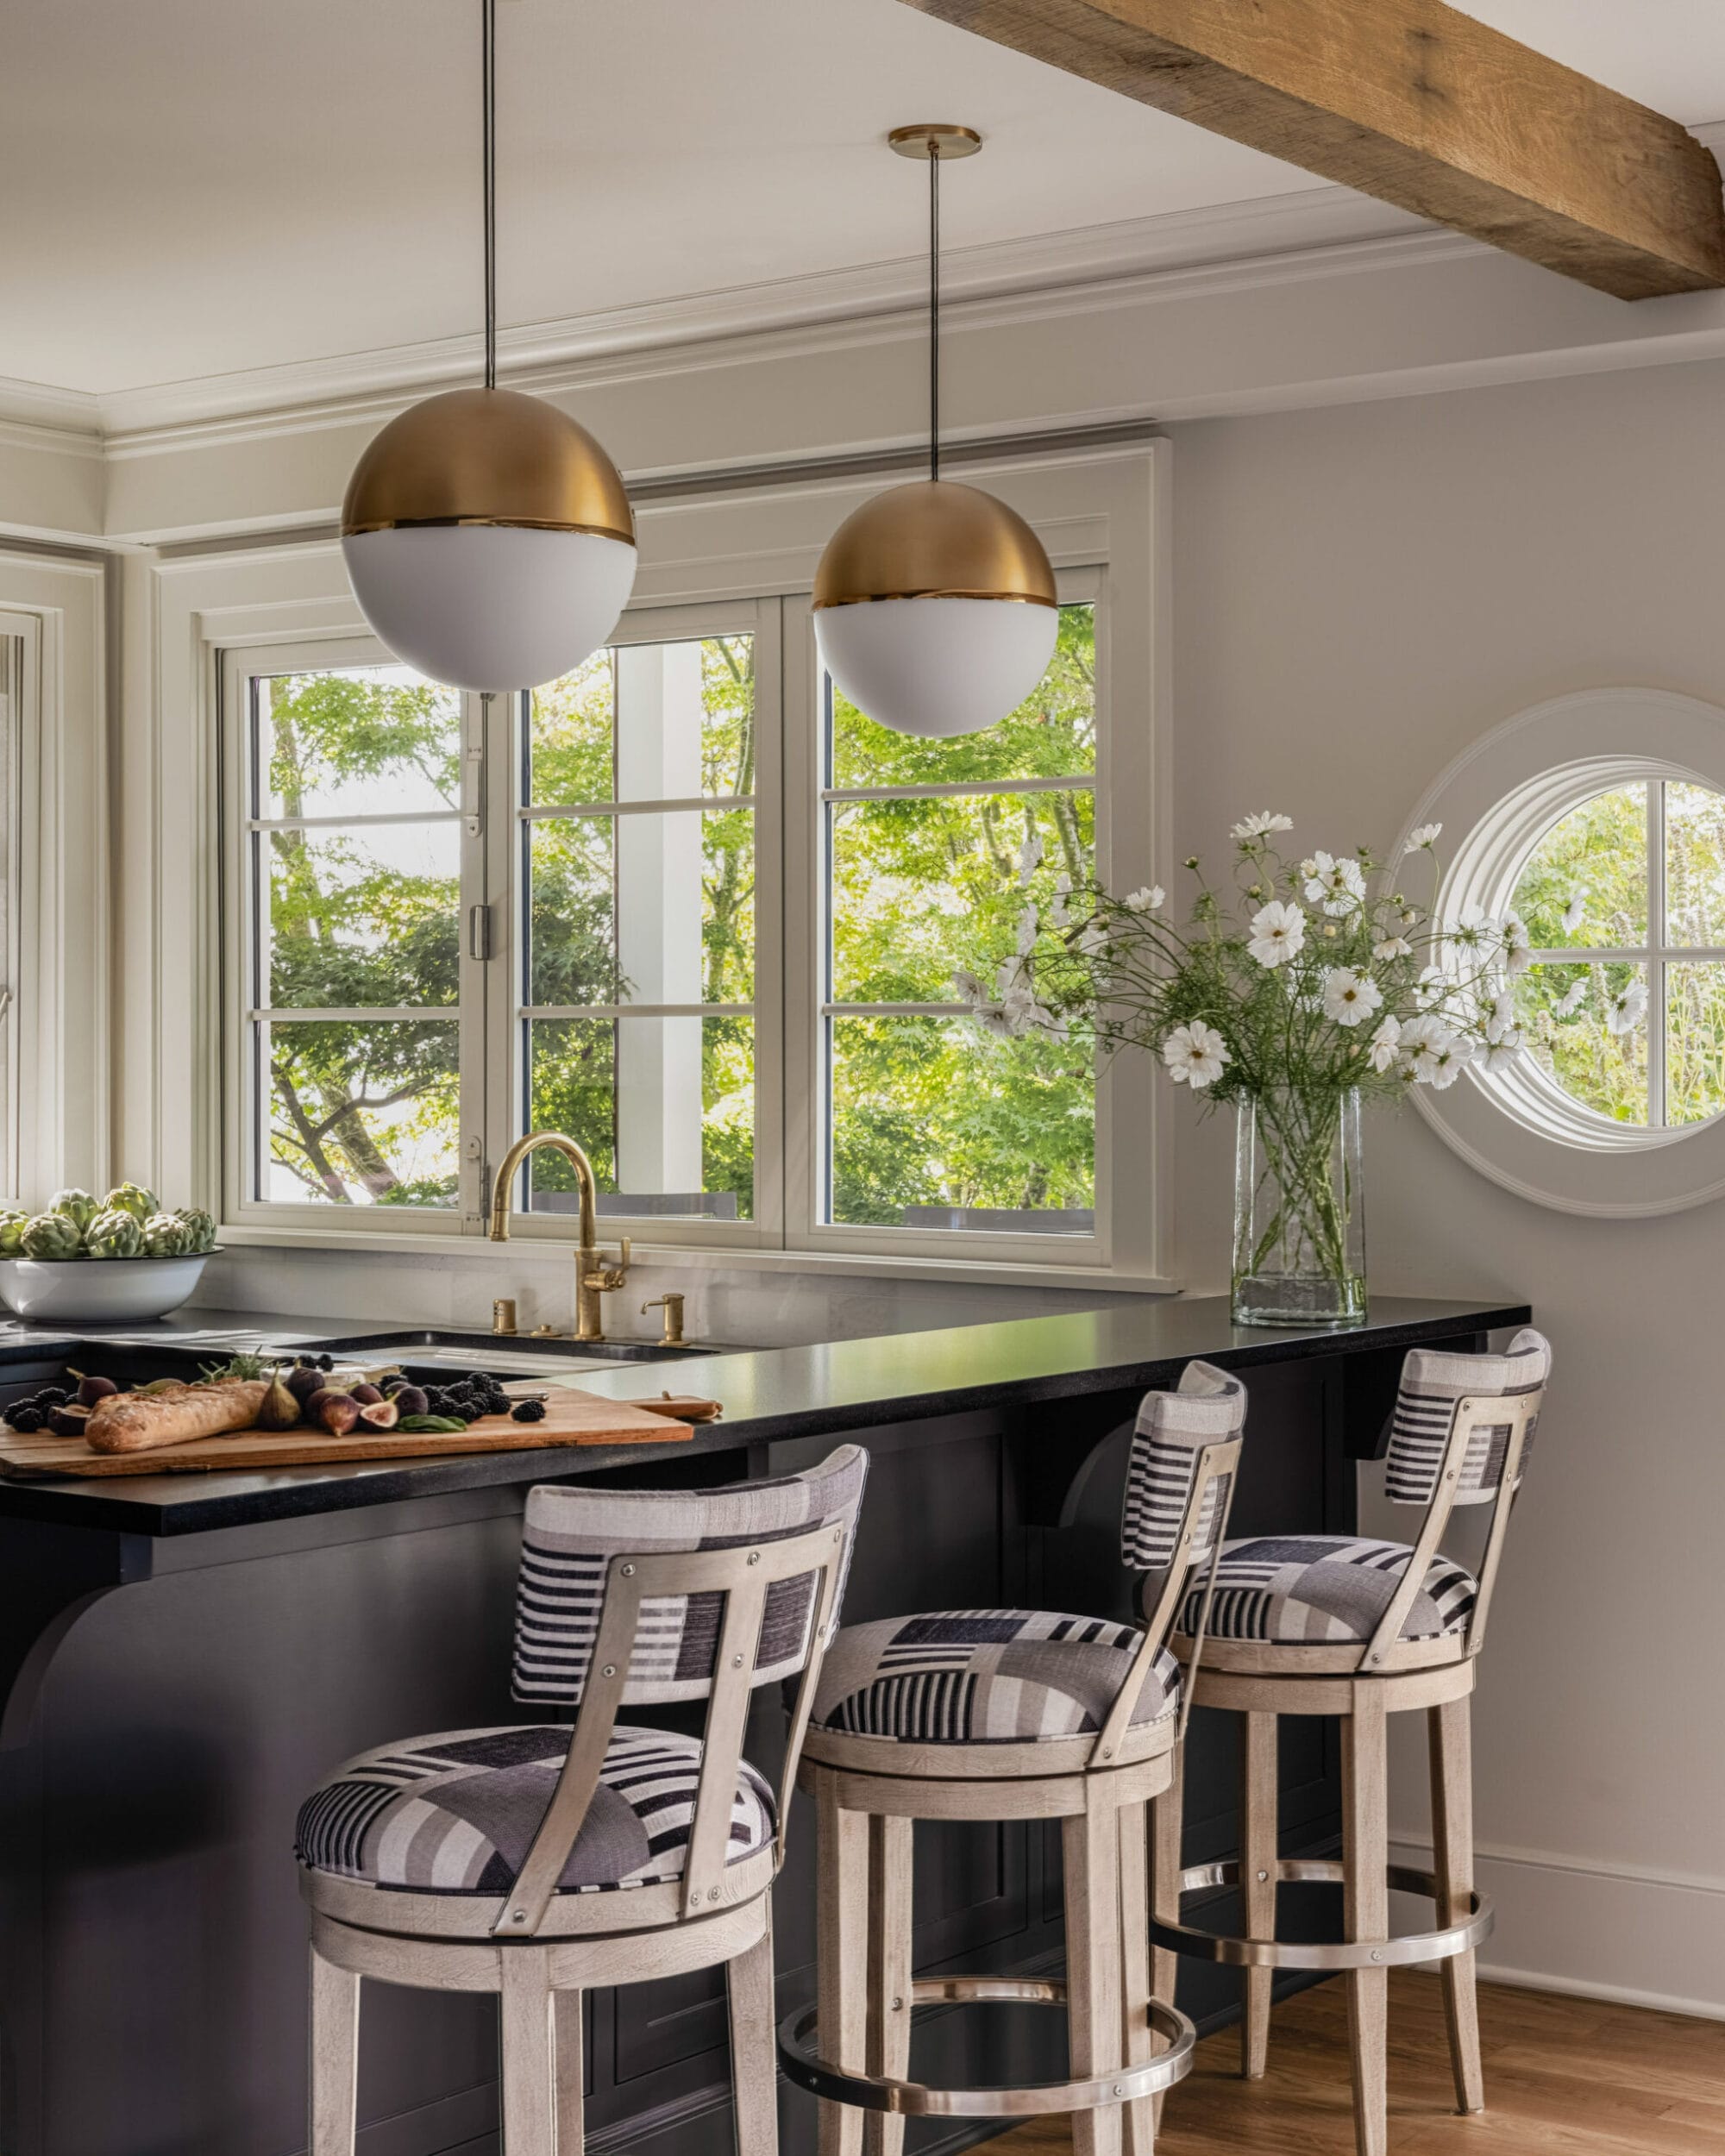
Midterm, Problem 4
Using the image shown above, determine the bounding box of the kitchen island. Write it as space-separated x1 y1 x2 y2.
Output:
0 1294 1527 2156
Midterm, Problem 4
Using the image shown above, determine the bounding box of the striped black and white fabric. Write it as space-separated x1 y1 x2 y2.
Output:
295 1724 774 1897
811 1609 1181 1744
1384 1326 1551 1507
1120 1359 1246 1570
1176 1537 1477 1645
513 1444 868 1707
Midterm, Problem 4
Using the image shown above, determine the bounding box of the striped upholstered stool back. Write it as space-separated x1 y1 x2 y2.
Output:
513 1444 869 1708
1385 1327 1551 1507
1120 1359 1248 1572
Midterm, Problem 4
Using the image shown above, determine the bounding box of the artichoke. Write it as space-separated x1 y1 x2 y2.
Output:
86 1208 144 1259
49 1188 99 1232
104 1181 157 1224
142 1211 194 1257
173 1206 217 1253
0 1211 27 1256
22 1213 84 1260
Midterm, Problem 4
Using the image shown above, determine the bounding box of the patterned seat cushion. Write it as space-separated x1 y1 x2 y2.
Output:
811 1609 1181 1745
1178 1537 1478 1645
295 1725 774 1897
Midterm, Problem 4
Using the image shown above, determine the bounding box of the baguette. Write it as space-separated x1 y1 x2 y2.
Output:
85 1378 270 1455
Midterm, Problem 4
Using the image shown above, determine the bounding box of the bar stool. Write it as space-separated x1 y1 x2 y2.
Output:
778 1363 1248 2156
1150 1328 1551 2156
292 1445 868 2156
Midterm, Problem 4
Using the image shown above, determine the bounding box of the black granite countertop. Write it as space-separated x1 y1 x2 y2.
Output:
0 1295 1528 1536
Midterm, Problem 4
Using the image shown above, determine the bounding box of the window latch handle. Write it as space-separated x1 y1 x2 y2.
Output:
468 904 493 962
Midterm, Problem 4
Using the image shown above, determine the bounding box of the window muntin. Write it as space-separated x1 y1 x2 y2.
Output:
1509 777 1725 1130
246 666 467 1206
819 602 1099 1234
519 632 758 1222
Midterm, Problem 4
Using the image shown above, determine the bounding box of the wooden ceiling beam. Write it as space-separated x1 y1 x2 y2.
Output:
897 0 1725 299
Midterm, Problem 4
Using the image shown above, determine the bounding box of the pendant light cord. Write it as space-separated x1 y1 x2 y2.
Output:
481 0 498 390
928 141 941 484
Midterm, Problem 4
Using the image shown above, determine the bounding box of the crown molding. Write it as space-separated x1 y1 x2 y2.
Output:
8 179 1432 448
0 375 103 448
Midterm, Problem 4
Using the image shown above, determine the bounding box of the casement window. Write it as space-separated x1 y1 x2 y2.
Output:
214 449 1166 1277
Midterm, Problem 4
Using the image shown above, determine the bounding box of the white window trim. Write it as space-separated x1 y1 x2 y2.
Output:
0 551 109 1207
1400 686 1725 1218
144 443 1176 1287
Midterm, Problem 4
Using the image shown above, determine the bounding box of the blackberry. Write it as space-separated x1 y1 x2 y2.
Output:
511 1399 548 1424
36 1386 69 1407
317 1354 335 1371
9 1407 44 1433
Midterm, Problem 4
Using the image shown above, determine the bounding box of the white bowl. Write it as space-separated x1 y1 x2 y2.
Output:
0 1251 215 1323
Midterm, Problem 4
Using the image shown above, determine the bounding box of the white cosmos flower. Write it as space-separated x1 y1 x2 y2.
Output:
1415 964 1446 1009
1484 1030 1525 1072
1606 981 1648 1035
1302 851 1367 916
1397 1014 1455 1082
1161 1020 1232 1088
1322 967 1383 1027
1425 1033 1474 1088
1232 812 1294 841
1481 988 1518 1044
1076 920 1110 957
1246 899 1307 968
1015 905 1039 956
1502 913 1533 975
1050 872 1072 927
1561 887 1588 935
1449 901 1492 950
1551 978 1588 1020
950 966 986 1006
1373 935 1414 962
1369 1015 1402 1073
1122 885 1164 913
1017 830 1044 886
1404 824 1443 855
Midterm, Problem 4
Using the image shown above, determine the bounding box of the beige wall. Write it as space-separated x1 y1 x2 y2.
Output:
1165 358 1725 2014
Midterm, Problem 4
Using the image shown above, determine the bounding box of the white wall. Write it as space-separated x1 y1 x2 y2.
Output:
1164 356 1725 2015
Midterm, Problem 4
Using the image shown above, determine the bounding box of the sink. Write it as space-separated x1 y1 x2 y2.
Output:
313 1326 719 1372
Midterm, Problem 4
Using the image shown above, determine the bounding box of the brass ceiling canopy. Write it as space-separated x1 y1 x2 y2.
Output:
812 479 1057 609
888 122 982 162
341 386 636 543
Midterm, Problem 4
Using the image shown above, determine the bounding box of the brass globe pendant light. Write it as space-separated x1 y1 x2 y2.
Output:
813 125 1057 739
341 0 637 693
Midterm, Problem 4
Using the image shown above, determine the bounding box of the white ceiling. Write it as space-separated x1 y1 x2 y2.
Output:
9 0 1725 404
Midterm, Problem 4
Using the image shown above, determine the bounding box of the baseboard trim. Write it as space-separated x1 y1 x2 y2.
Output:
1389 1833 1725 2022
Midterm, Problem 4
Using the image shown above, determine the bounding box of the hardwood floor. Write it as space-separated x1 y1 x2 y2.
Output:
982 1972 1725 2153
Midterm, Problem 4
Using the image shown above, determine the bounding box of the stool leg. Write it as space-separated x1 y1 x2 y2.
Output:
309 1940 361 2156
1117 1799 1154 2156
815 1772 869 2156
500 1946 560 2154
728 1906 780 2156
1341 1689 1389 2156
1148 1737 1185 2021
864 1814 914 2156
1429 1695 1485 2114
554 1991 584 2153
1240 1711 1278 2078
1064 1788 1125 2156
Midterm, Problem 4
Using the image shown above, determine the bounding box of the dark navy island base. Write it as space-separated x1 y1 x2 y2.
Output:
0 1294 1527 2156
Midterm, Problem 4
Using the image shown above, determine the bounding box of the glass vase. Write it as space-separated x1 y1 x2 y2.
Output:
1233 1087 1366 1326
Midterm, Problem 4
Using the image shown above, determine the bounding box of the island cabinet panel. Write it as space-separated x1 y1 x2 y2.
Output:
0 1297 1521 2156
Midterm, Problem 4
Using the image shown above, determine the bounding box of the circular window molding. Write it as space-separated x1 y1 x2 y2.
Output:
1396 686 1725 1218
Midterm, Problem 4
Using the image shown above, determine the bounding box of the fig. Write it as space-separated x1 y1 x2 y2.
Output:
349 1382 384 1406
49 1406 91 1437
254 1369 302 1431
356 1399 399 1430
285 1365 325 1405
317 1394 362 1437
387 1384 429 1418
74 1373 119 1405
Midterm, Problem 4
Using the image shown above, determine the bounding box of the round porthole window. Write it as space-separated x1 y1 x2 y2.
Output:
1400 689 1725 1215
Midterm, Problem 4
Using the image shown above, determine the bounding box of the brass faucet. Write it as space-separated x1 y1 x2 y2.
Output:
488 1131 630 1342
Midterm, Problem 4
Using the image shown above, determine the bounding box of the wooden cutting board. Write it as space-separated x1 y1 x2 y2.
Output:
0 1388 718 1479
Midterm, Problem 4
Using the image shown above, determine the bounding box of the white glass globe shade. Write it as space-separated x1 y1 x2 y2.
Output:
342 524 637 693
816 596 1058 738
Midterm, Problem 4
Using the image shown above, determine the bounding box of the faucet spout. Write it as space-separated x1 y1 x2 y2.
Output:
488 1130 621 1339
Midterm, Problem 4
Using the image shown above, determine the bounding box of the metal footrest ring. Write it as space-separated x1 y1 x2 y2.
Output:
777 1977 1195 2119
1149 1859 1492 1971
